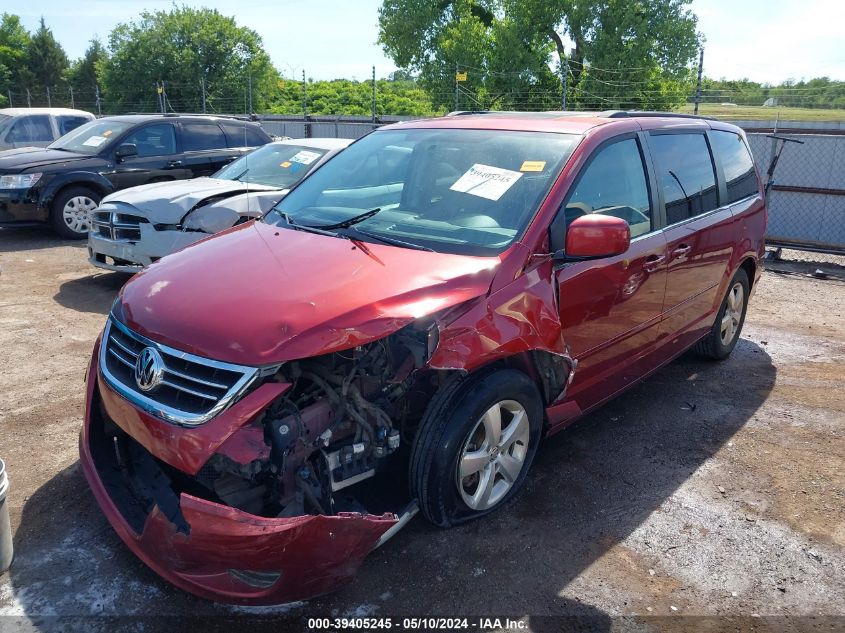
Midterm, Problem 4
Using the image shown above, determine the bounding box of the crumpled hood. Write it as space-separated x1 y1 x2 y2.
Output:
118 221 500 365
0 147 89 172
102 177 280 224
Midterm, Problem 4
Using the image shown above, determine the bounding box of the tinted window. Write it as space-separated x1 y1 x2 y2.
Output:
564 138 652 238
57 115 90 136
650 133 718 224
182 123 228 151
221 123 269 148
7 115 53 142
124 124 177 157
710 130 758 203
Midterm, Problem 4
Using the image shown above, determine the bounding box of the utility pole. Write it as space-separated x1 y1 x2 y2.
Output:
95 84 102 116
371 65 377 124
7 90 11 107
161 81 168 113
248 72 253 114
69 86 74 109
46 86 51 107
454 63 459 112
693 48 704 115
561 58 569 110
302 69 307 117
200 77 206 113
26 88 31 108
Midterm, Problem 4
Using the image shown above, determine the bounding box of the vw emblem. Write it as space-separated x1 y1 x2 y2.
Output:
135 347 164 392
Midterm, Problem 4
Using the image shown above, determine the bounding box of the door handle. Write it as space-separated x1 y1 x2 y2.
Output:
167 160 182 168
643 254 666 272
672 243 692 258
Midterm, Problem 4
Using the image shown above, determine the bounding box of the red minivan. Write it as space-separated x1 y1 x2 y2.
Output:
80 111 765 604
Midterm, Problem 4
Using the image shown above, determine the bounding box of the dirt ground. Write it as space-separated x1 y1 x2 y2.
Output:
0 228 843 631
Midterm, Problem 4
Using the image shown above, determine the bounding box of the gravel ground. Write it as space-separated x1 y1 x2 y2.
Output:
0 228 843 631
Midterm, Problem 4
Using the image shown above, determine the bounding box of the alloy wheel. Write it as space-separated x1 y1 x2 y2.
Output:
456 399 530 511
720 282 745 345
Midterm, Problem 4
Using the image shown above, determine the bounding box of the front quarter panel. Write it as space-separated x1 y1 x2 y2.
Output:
39 167 115 207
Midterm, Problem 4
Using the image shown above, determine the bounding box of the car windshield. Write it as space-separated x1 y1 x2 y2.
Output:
48 119 134 155
265 128 579 256
214 143 330 188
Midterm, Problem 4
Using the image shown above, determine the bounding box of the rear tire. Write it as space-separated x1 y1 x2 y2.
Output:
410 368 543 528
50 186 101 239
694 268 749 360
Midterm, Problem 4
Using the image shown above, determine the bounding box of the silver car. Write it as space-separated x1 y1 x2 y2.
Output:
0 108 95 150
88 137 351 272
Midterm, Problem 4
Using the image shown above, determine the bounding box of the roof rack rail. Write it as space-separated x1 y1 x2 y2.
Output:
446 109 714 121
121 112 255 121
599 110 715 121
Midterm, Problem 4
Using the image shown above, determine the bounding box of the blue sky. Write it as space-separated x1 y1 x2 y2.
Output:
5 0 845 83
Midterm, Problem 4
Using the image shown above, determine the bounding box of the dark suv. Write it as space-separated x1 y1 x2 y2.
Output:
0 114 272 238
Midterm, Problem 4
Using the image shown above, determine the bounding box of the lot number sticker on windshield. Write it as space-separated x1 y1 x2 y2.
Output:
450 163 523 201
290 150 321 165
82 135 107 147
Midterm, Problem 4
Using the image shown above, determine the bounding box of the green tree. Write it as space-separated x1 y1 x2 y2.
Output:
267 77 438 117
27 17 69 95
378 0 702 112
0 13 32 104
67 38 107 97
100 6 279 114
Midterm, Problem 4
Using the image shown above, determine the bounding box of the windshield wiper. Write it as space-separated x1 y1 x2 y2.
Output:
310 207 383 230
344 226 435 252
277 211 346 239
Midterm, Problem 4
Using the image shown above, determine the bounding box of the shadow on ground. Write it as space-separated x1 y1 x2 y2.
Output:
53 272 132 315
0 227 84 253
4 339 776 631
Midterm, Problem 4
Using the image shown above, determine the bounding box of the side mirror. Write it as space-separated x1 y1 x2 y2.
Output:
564 214 631 260
115 143 138 160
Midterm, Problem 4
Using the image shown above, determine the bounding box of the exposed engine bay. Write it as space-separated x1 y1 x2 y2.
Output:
97 320 441 527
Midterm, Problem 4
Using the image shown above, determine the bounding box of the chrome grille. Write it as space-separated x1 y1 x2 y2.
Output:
91 210 147 242
99 318 260 426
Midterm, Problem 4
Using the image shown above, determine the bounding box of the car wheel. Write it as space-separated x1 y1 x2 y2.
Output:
694 268 750 360
50 186 101 239
410 368 543 528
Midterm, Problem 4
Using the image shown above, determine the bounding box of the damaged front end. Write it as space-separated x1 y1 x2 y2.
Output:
81 316 444 604
88 185 281 272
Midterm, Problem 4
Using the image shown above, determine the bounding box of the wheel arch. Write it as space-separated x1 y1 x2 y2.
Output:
739 256 757 291
40 173 114 210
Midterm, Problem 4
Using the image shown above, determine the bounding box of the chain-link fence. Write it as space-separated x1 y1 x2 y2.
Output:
746 129 845 257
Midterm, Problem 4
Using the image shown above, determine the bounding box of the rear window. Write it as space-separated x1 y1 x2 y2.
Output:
181 123 228 151
8 115 53 143
221 123 269 148
57 115 91 136
710 130 758 203
649 133 718 224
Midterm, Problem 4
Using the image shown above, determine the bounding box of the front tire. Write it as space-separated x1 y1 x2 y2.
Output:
694 268 750 360
410 369 543 527
50 186 101 239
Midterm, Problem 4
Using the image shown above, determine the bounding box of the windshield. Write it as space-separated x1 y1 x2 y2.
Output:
48 119 134 154
214 143 329 188
265 128 578 256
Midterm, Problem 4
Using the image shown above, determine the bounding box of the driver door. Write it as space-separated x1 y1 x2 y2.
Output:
554 134 668 411
108 122 187 189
